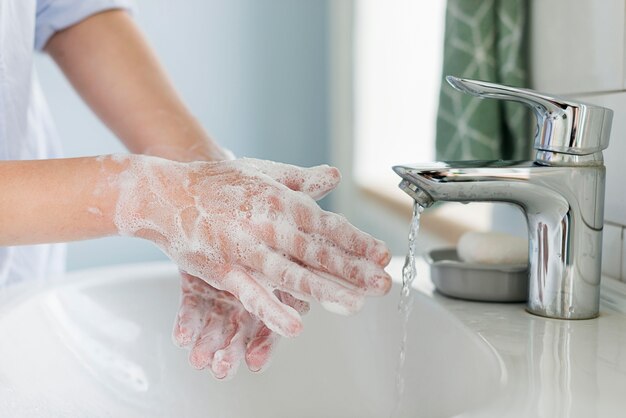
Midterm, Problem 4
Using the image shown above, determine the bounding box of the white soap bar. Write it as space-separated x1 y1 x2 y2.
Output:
457 231 528 265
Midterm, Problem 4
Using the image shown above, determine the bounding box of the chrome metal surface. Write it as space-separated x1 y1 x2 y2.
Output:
446 76 613 156
394 77 613 320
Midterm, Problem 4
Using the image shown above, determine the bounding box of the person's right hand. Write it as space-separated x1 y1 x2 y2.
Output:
113 156 392 337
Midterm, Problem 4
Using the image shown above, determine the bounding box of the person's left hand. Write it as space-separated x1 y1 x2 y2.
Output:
173 272 309 379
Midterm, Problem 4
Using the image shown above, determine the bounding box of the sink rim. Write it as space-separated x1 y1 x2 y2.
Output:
0 259 506 417
2 257 626 417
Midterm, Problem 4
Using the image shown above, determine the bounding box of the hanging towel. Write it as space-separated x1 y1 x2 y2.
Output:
436 0 530 161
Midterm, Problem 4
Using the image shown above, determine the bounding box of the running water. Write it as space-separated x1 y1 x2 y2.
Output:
391 202 423 418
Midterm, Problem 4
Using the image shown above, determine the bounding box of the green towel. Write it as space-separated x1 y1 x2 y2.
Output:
436 0 531 161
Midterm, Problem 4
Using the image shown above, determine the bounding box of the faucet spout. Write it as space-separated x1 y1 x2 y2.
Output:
398 179 435 208
393 160 606 319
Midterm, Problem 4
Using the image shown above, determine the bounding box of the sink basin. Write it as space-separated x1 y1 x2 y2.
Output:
0 259 502 417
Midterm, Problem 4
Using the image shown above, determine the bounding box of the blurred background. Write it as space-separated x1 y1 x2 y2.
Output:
35 0 626 285
36 0 449 270
37 0 336 269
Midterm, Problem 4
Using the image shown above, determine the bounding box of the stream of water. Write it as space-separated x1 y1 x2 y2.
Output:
391 202 424 417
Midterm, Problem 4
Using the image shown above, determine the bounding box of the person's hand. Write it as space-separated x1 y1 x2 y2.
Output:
173 272 309 379
114 156 392 337
170 157 344 379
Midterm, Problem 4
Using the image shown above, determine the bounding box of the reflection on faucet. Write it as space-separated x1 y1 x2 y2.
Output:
395 76 613 320
527 317 598 418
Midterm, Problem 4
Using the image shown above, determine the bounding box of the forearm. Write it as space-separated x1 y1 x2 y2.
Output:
45 10 228 162
0 156 125 246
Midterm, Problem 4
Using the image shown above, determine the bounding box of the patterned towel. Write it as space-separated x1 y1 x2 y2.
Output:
436 0 531 161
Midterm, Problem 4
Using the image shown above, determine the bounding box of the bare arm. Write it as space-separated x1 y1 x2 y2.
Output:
0 157 123 246
45 10 227 162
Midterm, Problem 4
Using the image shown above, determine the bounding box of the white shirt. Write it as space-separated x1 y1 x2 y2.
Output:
0 0 134 286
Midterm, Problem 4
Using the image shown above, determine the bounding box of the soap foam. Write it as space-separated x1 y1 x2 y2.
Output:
111 156 388 336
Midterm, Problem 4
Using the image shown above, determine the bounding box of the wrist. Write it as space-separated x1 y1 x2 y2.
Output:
110 153 191 247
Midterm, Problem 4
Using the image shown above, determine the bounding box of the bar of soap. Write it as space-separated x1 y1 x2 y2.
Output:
457 232 528 265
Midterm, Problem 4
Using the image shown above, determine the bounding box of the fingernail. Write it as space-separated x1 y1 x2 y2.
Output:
173 327 193 347
302 166 341 200
284 319 304 337
366 272 393 296
269 312 304 338
212 363 230 379
246 344 272 372
320 167 341 187
325 166 341 181
247 359 263 373
372 244 392 267
212 351 238 380
189 348 211 370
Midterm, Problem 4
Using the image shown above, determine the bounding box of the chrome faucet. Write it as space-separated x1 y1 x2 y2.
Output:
394 76 613 320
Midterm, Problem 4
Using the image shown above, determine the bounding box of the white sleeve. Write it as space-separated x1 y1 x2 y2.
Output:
35 0 137 51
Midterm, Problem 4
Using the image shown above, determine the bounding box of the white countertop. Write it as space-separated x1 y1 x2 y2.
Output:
385 256 626 417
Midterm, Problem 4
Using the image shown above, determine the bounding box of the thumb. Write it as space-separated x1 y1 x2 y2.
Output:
242 158 341 200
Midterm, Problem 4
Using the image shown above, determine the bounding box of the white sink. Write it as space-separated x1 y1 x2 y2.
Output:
0 259 502 418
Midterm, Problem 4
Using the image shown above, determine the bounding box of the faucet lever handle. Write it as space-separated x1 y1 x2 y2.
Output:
446 76 613 156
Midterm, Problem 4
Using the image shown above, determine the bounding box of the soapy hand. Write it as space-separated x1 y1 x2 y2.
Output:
173 272 309 379
171 158 337 378
114 156 392 337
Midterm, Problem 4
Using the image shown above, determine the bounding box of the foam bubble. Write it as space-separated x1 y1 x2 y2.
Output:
320 300 352 316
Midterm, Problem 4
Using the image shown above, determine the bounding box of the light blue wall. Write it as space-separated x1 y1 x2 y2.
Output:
35 0 330 270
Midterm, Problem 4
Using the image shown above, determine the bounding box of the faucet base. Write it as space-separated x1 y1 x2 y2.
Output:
525 307 600 321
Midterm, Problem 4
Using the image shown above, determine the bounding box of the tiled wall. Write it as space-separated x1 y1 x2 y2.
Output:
530 0 626 282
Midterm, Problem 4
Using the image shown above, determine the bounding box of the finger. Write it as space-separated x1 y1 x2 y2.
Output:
245 322 279 373
315 210 391 267
211 310 248 380
173 273 212 347
243 158 341 200
180 271 219 298
172 293 208 347
188 311 229 370
244 251 367 314
276 290 310 315
220 267 304 338
278 196 391 267
254 227 391 295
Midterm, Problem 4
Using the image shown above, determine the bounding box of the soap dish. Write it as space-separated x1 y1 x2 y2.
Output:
425 248 528 302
